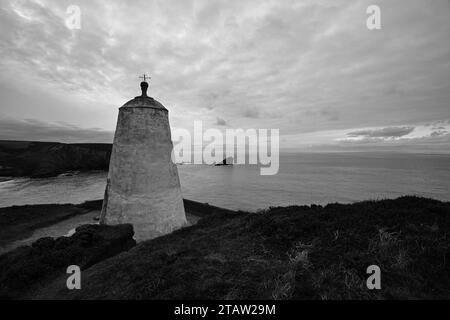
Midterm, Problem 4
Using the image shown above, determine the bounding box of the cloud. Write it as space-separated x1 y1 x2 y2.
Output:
304 108 339 121
216 117 227 126
430 130 448 137
0 0 449 150
0 117 113 143
243 107 260 118
347 126 415 139
281 120 450 153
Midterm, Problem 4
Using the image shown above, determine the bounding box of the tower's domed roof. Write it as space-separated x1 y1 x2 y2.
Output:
121 81 168 111
121 96 167 111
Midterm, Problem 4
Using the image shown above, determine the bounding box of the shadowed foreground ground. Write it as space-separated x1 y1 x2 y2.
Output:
0 200 103 248
0 199 223 253
1 196 449 300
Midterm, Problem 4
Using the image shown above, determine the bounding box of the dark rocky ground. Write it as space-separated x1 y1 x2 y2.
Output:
0 200 103 247
1 196 449 300
0 224 135 299
0 199 232 249
0 140 111 177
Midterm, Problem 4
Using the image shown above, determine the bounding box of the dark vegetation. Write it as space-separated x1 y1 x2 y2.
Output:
3 196 447 300
0 224 135 299
0 199 221 247
0 140 111 177
0 200 103 246
182 199 236 218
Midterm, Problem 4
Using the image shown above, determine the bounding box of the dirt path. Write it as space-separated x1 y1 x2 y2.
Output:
0 210 100 255
0 210 201 255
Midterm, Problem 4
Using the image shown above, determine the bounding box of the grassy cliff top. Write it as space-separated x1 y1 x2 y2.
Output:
26 196 450 300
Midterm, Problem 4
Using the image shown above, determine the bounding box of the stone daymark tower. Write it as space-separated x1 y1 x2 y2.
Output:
100 76 187 241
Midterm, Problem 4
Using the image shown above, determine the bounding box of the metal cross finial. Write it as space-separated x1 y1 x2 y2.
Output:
139 74 150 82
139 74 150 97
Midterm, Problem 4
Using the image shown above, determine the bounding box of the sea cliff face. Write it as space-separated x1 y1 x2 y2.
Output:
0 141 112 178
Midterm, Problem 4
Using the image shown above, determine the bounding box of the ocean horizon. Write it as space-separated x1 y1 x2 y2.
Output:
1 152 449 211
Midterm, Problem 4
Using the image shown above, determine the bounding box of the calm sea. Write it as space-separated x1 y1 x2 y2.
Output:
0 153 449 211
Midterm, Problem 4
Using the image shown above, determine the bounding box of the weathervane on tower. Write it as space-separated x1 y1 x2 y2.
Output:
139 74 150 82
139 74 151 97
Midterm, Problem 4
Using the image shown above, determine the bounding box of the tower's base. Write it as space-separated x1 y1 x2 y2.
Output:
101 182 187 241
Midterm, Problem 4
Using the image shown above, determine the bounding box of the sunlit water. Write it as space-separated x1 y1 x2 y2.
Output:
1 153 449 212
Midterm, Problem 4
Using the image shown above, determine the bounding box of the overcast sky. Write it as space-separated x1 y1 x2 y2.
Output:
0 0 449 152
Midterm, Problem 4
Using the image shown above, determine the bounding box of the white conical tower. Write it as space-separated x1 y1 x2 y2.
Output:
100 77 187 241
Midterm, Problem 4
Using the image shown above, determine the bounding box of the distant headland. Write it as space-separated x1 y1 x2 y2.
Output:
0 140 111 178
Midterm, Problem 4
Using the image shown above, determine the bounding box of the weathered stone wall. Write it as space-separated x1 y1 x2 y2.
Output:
101 106 187 241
